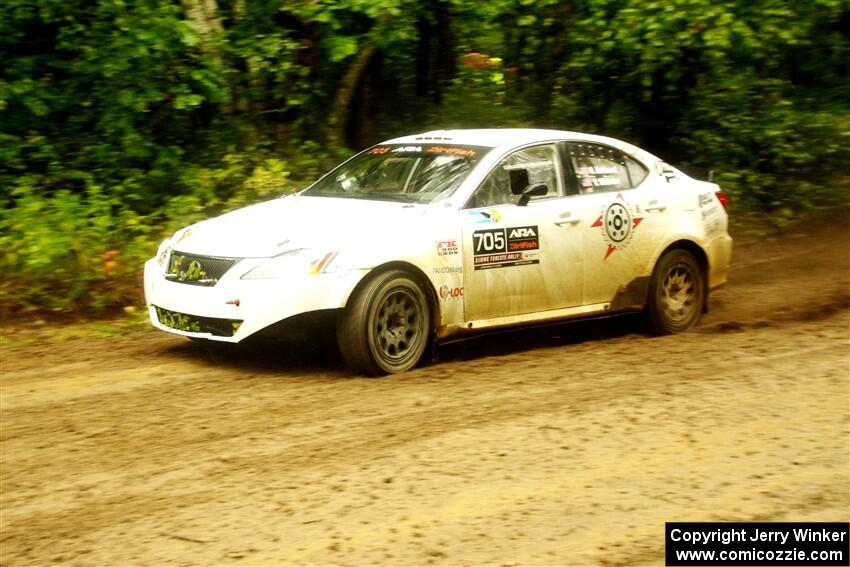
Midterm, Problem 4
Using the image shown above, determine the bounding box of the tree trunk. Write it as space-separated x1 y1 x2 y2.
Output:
326 46 377 148
180 0 228 111
414 1 455 103
433 0 455 103
180 0 223 35
415 15 433 98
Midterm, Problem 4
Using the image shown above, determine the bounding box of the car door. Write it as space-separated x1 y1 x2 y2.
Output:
461 143 584 322
557 142 670 307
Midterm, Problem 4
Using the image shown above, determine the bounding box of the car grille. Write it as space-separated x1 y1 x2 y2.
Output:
166 251 237 286
154 306 243 337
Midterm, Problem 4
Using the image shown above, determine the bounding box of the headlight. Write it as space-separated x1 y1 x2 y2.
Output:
155 239 171 267
241 248 338 279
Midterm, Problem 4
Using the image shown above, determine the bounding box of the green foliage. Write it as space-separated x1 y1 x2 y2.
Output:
425 54 529 129
676 78 850 209
0 186 153 310
155 306 201 333
1 0 848 313
0 148 304 311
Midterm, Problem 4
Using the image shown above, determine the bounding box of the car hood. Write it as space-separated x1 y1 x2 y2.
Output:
169 195 431 258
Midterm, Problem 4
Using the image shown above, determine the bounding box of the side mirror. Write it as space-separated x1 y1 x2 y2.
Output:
517 183 548 206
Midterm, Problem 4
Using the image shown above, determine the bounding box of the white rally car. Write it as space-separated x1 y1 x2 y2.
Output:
144 129 732 374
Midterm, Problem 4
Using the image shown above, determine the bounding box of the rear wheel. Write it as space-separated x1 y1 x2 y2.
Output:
337 270 431 375
646 249 705 334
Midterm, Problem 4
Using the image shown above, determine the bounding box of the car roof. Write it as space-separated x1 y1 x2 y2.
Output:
383 128 625 149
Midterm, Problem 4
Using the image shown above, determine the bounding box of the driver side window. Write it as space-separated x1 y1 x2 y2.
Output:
465 144 563 209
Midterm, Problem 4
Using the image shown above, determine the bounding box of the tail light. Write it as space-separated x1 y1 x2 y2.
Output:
715 191 730 213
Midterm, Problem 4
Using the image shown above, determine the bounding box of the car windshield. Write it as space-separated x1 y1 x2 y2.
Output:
302 144 490 204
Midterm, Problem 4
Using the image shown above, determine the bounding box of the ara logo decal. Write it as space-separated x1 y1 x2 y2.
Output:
508 227 536 238
590 193 644 260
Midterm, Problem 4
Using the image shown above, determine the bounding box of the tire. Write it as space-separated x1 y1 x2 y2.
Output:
646 249 705 335
337 270 431 375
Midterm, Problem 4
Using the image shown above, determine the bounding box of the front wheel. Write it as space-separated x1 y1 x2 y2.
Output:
646 249 705 334
337 270 431 375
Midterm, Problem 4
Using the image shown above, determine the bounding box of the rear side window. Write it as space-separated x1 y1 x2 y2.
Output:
626 156 649 187
567 143 648 194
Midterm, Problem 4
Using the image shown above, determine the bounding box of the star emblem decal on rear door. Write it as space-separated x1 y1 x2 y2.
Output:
590 193 644 260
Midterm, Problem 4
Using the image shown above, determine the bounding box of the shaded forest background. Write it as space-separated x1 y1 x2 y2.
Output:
1 0 848 312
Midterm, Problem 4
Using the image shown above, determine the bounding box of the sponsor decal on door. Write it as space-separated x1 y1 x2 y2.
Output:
472 226 540 270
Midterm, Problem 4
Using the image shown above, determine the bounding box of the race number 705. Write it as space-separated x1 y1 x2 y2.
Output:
473 229 507 255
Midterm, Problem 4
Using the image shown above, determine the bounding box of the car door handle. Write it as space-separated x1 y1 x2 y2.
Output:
554 215 581 227
644 201 667 212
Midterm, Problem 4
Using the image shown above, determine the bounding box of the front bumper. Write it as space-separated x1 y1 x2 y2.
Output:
143 258 367 342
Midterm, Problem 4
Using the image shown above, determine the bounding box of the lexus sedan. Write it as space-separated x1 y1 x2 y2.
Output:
144 129 732 374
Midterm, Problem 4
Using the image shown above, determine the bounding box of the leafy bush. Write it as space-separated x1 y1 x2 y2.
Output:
676 80 850 209
0 187 151 310
0 154 302 313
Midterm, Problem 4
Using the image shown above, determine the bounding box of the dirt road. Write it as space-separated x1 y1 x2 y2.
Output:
2 218 848 566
